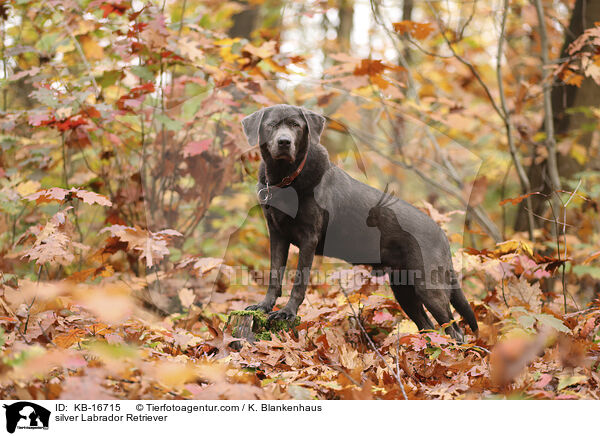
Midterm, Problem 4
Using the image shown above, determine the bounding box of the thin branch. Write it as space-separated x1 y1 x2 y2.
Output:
496 0 535 240
47 4 100 96
523 207 571 227
532 0 561 193
562 179 581 259
405 37 453 58
369 0 502 241
545 197 578 313
339 282 408 400
426 1 505 119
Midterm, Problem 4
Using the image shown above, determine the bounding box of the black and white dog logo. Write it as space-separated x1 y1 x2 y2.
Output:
2 402 50 433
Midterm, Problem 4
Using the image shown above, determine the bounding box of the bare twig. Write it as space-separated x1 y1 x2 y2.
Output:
523 207 571 227
369 0 502 241
46 3 100 96
344 121 502 241
559 180 582 313
545 196 579 313
426 1 504 119
339 282 408 400
532 0 561 197
562 179 581 259
424 0 540 241
496 0 535 240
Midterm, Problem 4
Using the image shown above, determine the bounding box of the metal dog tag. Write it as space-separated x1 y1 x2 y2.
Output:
257 183 272 204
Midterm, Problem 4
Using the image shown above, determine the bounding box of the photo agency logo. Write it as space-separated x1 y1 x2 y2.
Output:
138 80 483 308
2 402 51 433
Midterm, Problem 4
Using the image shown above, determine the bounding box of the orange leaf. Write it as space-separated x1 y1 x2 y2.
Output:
561 69 584 87
25 187 70 203
25 188 112 206
54 329 86 349
354 59 386 76
499 191 540 206
392 21 435 39
72 189 112 206
584 251 600 264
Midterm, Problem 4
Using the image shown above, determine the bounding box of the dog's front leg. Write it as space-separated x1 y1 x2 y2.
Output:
246 229 290 313
268 237 317 323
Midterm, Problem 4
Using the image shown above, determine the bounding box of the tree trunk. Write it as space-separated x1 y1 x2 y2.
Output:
515 0 600 230
228 1 259 39
337 0 354 52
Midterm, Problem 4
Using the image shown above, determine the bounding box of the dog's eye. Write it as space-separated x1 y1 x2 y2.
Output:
289 121 300 128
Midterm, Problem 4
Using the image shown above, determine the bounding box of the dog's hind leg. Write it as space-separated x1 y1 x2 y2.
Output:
418 288 464 342
390 284 434 331
450 287 479 334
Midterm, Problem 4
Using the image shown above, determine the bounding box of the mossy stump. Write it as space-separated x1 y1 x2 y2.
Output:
226 310 301 350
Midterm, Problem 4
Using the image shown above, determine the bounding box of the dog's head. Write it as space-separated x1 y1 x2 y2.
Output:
241 104 325 162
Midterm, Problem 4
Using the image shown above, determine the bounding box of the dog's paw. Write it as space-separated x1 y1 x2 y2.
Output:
245 303 271 313
267 308 296 324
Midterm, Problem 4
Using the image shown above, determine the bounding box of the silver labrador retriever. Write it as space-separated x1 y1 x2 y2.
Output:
241 104 478 341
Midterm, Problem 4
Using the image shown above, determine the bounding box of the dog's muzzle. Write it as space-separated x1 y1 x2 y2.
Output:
272 131 295 160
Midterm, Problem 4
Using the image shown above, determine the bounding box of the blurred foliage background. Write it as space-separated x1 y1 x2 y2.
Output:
1 0 599 296
0 0 600 400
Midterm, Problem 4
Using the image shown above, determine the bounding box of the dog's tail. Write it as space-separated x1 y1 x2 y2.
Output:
450 287 478 334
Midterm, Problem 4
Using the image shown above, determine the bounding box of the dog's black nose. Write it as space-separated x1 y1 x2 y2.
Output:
277 137 291 148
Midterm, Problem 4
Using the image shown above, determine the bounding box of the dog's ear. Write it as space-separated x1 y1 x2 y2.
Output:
241 108 265 146
301 108 325 146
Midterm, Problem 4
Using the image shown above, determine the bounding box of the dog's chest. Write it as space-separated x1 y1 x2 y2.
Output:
262 192 323 245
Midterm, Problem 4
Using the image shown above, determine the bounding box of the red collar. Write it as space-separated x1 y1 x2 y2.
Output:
273 147 309 188
256 147 309 205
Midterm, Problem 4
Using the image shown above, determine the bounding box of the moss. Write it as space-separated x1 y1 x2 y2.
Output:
229 310 268 330
227 310 301 342
268 316 301 332
254 331 273 341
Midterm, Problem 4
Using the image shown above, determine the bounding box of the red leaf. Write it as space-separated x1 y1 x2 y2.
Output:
95 0 130 18
532 373 553 389
55 116 87 132
130 82 155 94
28 111 54 127
353 59 387 76
81 106 101 118
117 83 155 111
372 310 394 324
183 139 211 157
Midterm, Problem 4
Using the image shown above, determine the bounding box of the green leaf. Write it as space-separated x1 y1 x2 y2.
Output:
288 385 313 400
36 33 59 54
156 113 183 132
426 347 442 360
557 374 587 391
30 88 59 108
131 66 155 82
182 95 204 120
573 264 600 279
98 70 123 88
535 314 570 333
517 314 536 330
